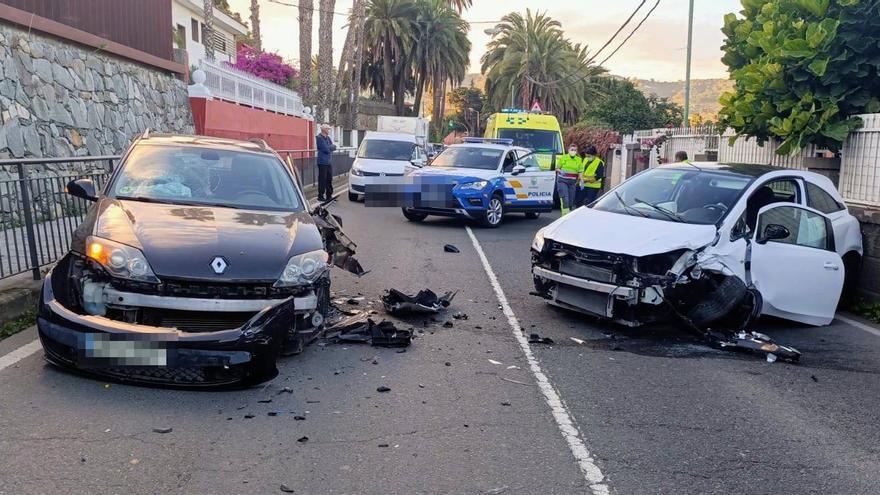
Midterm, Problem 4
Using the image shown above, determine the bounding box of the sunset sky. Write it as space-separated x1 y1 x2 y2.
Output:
227 0 744 81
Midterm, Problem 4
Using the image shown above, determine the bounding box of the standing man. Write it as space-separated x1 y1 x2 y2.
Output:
556 144 584 216
579 145 605 206
316 123 336 201
674 150 690 163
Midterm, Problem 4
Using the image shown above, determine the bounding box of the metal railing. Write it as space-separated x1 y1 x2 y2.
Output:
1 156 119 280
198 59 308 118
276 149 355 189
840 113 880 207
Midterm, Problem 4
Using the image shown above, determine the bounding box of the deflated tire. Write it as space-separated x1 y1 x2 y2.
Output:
686 275 749 328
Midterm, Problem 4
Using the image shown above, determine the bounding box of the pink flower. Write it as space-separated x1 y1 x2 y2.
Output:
225 44 297 86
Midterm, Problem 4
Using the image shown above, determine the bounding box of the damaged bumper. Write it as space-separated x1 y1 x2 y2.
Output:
37 268 295 388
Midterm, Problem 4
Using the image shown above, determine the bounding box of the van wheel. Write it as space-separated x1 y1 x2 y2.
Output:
525 211 540 219
348 191 360 202
481 195 504 228
402 208 427 222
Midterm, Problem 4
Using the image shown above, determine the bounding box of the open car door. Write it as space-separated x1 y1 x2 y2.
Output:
502 151 556 211
750 203 844 326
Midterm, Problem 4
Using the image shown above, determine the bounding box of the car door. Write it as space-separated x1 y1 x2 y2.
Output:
502 150 556 209
749 203 844 326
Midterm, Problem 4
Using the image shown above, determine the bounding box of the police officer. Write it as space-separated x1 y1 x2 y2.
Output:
556 144 584 216
578 145 605 206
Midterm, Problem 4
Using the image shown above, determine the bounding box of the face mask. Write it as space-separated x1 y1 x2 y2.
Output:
569 150 577 156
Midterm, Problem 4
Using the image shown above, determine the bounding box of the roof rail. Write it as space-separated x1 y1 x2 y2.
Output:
141 128 151 140
248 138 270 150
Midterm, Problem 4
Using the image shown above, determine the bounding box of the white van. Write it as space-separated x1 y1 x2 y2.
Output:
348 132 427 201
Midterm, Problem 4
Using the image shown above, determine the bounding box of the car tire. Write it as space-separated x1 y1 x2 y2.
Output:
686 275 749 329
402 208 427 222
525 211 540 219
481 195 504 228
348 191 360 202
839 252 862 309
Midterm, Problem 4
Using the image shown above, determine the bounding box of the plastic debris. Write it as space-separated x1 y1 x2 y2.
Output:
297 436 309 443
280 484 296 493
377 385 391 393
444 244 460 253
258 398 273 403
443 321 454 328
268 410 284 417
244 414 255 419
528 333 554 345
713 331 801 363
453 312 468 320
293 415 306 421
570 337 585 345
152 427 173 434
277 387 294 395
766 353 777 363
326 317 413 347
382 288 456 315
488 359 503 365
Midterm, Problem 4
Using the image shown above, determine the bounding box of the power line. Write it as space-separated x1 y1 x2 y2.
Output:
599 0 660 66
268 0 351 17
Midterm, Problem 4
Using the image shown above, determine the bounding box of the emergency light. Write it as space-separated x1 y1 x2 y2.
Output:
462 138 514 145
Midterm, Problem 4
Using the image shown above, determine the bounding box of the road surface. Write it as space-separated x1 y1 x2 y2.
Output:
1 199 879 494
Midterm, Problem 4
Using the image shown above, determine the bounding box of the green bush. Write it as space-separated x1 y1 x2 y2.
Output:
719 0 880 154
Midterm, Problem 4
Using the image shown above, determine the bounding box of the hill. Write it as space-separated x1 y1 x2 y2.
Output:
634 78 733 121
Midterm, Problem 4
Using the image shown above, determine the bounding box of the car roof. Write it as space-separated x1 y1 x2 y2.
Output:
136 133 275 155
446 143 528 152
363 132 417 142
658 162 796 178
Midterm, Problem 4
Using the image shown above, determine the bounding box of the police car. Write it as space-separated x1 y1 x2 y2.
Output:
401 138 556 227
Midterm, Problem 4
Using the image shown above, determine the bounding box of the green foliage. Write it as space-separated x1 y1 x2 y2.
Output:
579 79 683 135
0 311 35 340
447 86 485 133
853 299 880 324
719 0 880 154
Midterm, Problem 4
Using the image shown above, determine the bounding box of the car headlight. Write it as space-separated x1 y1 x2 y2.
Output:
531 230 546 252
350 166 363 176
459 180 488 190
86 236 160 283
275 249 330 287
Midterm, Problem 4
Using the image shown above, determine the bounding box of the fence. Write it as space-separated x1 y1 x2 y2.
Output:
0 156 118 280
198 59 308 118
840 113 880 207
277 149 355 189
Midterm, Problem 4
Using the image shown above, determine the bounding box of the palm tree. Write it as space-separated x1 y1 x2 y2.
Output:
317 0 336 123
203 0 215 60
363 0 418 106
298 0 314 106
445 0 471 13
250 0 262 50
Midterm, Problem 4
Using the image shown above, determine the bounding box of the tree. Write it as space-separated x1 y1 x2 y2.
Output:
250 0 262 51
203 0 215 60
579 78 682 135
317 0 336 123
298 0 314 105
363 0 418 106
719 0 880 154
227 45 297 86
480 10 605 123
447 86 485 134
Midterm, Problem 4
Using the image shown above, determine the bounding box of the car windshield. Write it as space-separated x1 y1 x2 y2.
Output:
498 129 563 154
593 168 753 225
357 139 413 161
109 145 302 211
430 147 503 170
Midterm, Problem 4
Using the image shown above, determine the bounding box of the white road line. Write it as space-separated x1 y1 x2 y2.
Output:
837 315 880 338
0 339 42 373
464 226 610 495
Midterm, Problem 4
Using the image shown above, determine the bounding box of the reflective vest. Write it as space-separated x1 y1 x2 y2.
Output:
582 157 604 189
557 154 583 180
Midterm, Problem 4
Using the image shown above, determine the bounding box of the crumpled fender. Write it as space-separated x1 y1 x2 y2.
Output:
311 203 366 276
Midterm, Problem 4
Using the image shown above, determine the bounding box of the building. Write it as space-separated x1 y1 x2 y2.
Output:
172 0 248 67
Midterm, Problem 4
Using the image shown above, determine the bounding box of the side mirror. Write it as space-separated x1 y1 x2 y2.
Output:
66 178 98 201
511 165 526 176
757 223 790 244
410 157 426 168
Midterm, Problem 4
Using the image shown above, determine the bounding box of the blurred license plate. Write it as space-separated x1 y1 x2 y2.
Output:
80 333 170 367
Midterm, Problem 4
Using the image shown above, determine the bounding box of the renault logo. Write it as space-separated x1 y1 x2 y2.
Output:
210 256 228 274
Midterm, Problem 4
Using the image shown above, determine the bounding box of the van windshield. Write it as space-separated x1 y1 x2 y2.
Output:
357 139 414 161
498 129 562 153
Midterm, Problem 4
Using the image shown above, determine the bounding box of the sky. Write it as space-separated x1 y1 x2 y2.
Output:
227 0 744 81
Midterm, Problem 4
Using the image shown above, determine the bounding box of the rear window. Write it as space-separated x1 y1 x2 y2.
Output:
357 139 414 161
805 181 844 214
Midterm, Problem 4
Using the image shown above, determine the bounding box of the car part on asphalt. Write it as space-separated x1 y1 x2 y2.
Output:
381 288 456 315
444 244 460 253
325 316 413 347
311 201 367 277
711 331 801 363
528 333 555 345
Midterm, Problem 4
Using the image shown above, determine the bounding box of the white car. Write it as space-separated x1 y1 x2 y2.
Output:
348 132 427 201
531 163 863 329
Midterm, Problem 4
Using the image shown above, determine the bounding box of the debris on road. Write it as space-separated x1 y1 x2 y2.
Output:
311 203 366 276
500 377 530 386
258 398 273 403
713 331 801 363
326 316 413 347
377 385 391 392
297 436 309 443
443 321 454 328
528 333 554 345
152 427 173 434
570 337 585 345
488 359 503 365
280 484 296 493
278 387 294 395
453 312 468 320
382 288 456 315
444 244 460 253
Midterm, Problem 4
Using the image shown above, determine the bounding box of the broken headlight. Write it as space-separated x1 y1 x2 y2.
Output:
531 230 545 252
275 249 330 287
86 236 160 283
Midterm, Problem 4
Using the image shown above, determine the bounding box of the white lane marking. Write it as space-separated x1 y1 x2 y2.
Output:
465 226 610 495
837 315 880 338
0 339 42 373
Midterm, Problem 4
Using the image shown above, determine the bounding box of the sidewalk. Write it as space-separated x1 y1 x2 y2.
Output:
0 173 351 326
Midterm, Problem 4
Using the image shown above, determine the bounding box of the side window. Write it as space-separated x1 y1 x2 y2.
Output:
757 205 834 251
516 152 541 170
410 146 419 161
805 181 844 214
745 178 800 231
502 151 516 172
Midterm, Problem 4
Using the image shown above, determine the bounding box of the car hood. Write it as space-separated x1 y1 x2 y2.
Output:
411 166 497 182
541 207 718 257
354 157 409 174
93 199 323 281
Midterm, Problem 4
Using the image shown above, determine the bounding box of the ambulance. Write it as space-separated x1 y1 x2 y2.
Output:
484 109 564 170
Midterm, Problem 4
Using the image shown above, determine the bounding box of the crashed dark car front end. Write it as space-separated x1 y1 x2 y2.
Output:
36 134 362 388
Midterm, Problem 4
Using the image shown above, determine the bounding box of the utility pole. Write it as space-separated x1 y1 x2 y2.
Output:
683 0 694 127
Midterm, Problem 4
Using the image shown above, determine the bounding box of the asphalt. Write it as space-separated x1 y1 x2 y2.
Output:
1 198 879 495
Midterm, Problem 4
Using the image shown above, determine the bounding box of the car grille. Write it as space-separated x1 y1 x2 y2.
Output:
547 241 627 283
362 171 404 177
147 309 257 333
112 279 299 300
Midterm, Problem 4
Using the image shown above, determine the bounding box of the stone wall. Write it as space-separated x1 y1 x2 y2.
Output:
850 206 880 300
0 21 194 160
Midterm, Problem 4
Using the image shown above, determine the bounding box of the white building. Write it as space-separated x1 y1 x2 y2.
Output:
172 0 249 67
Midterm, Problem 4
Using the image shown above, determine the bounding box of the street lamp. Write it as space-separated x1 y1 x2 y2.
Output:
468 107 482 135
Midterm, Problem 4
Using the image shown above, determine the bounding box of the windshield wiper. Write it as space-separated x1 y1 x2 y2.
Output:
614 191 648 218
116 196 242 209
115 195 176 205
634 197 686 223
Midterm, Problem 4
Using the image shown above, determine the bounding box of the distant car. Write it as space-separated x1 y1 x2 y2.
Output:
348 132 427 202
401 138 556 227
531 163 863 329
37 133 362 388
427 143 445 159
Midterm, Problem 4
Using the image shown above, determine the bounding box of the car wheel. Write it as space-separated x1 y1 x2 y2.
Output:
402 208 427 222
525 211 540 219
686 275 748 329
481 195 504 228
348 191 360 202
839 252 862 308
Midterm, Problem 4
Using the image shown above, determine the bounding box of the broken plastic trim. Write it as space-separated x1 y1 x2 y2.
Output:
381 289 456 315
325 316 412 347
310 202 367 277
